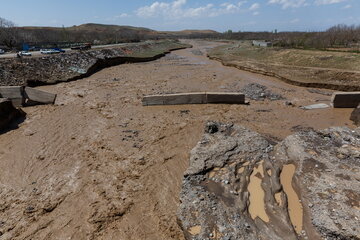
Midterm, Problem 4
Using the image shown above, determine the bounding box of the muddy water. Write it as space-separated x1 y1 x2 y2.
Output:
0 39 356 240
280 164 303 234
248 161 270 222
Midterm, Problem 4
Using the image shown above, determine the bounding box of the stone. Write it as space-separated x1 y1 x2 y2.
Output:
178 122 360 240
350 104 360 126
0 98 25 131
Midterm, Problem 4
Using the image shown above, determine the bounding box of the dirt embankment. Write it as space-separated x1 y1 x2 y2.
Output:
0 40 191 87
208 43 360 91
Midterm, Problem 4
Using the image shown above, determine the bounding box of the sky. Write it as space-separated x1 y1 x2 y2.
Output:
0 0 359 32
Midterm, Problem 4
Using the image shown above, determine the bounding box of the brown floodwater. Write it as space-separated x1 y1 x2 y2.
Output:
280 164 303 234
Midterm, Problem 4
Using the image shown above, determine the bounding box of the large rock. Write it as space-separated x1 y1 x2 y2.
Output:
350 104 360 126
0 98 25 131
178 122 360 240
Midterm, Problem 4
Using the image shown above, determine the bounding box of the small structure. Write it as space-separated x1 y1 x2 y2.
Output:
252 40 272 47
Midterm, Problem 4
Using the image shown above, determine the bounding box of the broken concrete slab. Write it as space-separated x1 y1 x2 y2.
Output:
350 104 360 126
0 86 56 107
143 92 206 106
0 86 24 107
206 92 245 104
0 98 26 131
23 87 57 105
331 91 360 108
301 103 329 110
142 92 246 106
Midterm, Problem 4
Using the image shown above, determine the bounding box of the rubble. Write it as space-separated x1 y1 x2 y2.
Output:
0 40 190 86
178 122 360 240
241 83 284 101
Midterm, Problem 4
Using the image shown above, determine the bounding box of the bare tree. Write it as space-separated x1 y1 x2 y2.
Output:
0 17 21 49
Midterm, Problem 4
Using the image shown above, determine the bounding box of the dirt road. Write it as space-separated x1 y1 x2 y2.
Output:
0 40 355 240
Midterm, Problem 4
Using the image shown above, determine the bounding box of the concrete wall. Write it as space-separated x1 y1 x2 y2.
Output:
331 92 360 108
142 92 246 106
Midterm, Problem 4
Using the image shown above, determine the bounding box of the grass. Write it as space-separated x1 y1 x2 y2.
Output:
208 41 360 90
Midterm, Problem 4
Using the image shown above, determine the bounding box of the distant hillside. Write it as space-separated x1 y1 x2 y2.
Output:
12 23 219 48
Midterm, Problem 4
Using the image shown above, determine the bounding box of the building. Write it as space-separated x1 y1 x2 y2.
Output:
252 40 272 47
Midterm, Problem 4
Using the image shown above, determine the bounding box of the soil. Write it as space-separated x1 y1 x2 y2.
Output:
0 40 356 240
208 42 360 91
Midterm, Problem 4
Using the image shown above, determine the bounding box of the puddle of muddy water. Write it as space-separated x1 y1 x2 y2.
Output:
280 164 303 234
247 161 270 223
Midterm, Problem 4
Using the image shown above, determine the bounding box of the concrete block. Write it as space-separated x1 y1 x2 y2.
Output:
142 92 247 106
0 86 24 107
331 92 360 108
206 92 245 104
24 87 57 105
142 93 207 106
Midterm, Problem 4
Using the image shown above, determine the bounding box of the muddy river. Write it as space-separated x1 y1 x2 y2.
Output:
0 40 355 239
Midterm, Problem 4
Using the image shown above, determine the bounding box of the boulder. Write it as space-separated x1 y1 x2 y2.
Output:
178 122 360 240
350 104 360 126
0 98 25 131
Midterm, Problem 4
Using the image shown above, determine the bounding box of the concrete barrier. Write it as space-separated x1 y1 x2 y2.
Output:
0 86 24 107
142 92 246 106
331 92 360 108
0 86 56 107
24 87 57 105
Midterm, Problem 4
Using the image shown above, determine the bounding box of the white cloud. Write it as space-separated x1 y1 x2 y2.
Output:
249 3 260 10
117 13 130 18
268 0 307 9
253 11 260 15
136 0 244 19
290 18 300 23
315 0 346 5
342 4 351 8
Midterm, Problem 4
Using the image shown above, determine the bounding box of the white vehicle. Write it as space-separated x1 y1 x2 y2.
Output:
18 51 32 56
41 49 60 54
0 49 5 54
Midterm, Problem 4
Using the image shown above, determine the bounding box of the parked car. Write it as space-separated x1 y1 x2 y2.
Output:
0 49 5 54
18 51 31 56
41 49 60 54
52 48 65 53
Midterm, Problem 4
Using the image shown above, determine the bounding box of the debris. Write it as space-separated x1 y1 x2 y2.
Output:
241 83 284 101
301 103 329 110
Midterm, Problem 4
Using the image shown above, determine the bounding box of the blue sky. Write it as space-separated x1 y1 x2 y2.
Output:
0 0 359 32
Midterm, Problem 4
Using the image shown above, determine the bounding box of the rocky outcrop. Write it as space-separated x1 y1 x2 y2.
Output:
0 98 25 131
178 122 360 240
0 40 190 87
351 104 360 126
